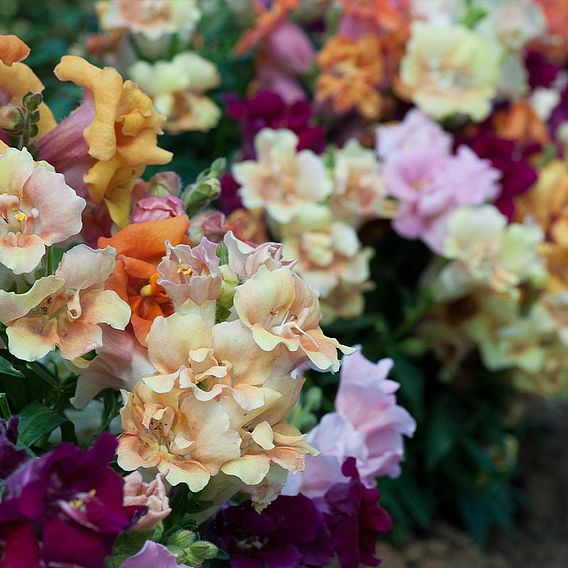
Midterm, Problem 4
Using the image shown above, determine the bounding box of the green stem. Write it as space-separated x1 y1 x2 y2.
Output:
0 393 10 419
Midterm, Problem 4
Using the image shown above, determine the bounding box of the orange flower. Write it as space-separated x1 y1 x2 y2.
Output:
44 56 172 228
316 35 385 119
234 0 298 56
340 0 410 34
99 215 190 345
0 35 56 138
531 0 568 65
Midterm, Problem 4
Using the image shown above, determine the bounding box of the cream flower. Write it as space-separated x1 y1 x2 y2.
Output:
233 129 332 224
129 52 221 133
399 22 501 121
0 147 85 274
97 0 201 41
330 139 395 227
434 205 546 300
0 245 130 361
234 265 353 371
117 382 242 491
281 205 373 321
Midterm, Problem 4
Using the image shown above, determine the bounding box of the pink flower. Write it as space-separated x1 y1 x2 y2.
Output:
123 471 171 532
157 239 222 308
284 348 415 498
264 19 315 76
380 123 501 251
376 109 451 161
132 195 185 223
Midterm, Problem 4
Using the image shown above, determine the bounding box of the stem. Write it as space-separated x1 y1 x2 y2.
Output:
0 393 10 419
46 245 54 276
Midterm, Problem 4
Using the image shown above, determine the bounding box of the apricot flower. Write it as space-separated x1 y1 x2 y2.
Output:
0 245 130 361
38 56 172 229
234 266 353 371
123 471 171 531
117 382 242 491
0 147 85 274
233 128 332 224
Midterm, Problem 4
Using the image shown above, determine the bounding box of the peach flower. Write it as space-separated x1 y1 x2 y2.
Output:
0 245 130 361
117 382 242 491
0 147 85 274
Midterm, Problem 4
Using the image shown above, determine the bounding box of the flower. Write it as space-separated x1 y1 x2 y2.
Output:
119 541 179 568
234 265 353 371
433 205 546 300
286 348 415 497
399 22 501 121
0 36 56 138
376 109 451 161
98 215 190 345
0 417 28 479
0 147 85 274
156 239 222 309
383 145 501 252
330 139 394 227
212 493 334 568
339 0 410 35
0 433 143 568
37 56 172 229
129 52 221 133
73 326 155 409
123 471 171 531
318 458 392 568
316 35 385 119
233 128 332 224
132 195 185 223
98 0 201 41
0 245 131 361
465 125 537 220
280 204 374 321
226 90 326 160
117 381 242 491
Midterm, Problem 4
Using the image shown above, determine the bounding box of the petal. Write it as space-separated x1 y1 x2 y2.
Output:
0 275 64 323
221 455 271 485
0 35 30 65
80 289 131 330
0 233 46 274
6 316 59 361
55 245 116 290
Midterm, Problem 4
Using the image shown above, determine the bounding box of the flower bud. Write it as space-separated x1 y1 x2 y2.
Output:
0 105 24 131
167 529 196 556
183 541 218 566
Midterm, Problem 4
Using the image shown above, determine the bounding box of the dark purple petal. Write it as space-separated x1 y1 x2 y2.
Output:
0 417 29 479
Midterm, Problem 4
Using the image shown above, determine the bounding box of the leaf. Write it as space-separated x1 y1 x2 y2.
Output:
425 400 462 471
0 356 24 378
17 401 68 447
392 356 424 420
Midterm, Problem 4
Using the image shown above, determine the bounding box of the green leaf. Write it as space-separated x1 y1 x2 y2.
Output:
425 400 462 470
0 356 24 378
17 401 68 447
392 356 424 420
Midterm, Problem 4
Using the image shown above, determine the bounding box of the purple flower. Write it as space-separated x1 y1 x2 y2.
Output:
316 458 392 568
525 50 561 89
466 127 538 220
212 494 334 568
226 91 326 159
0 417 28 479
0 433 144 568
120 541 179 568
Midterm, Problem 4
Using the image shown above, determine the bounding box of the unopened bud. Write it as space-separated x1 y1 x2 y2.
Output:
148 171 181 197
167 529 196 553
22 91 42 111
183 541 218 566
0 105 24 130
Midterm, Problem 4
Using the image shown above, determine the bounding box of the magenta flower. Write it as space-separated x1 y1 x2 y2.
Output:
212 493 334 568
131 195 185 223
0 433 144 568
316 458 392 568
0 417 28 479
